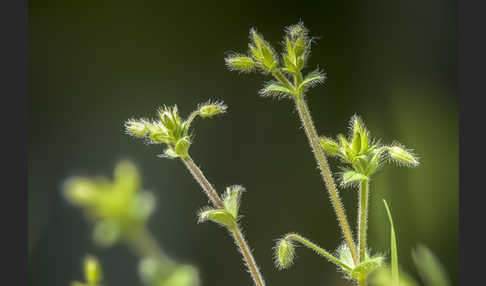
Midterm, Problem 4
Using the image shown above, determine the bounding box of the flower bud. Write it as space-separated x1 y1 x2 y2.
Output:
158 106 181 131
125 119 149 138
64 178 98 206
93 220 121 247
84 256 102 284
389 145 419 167
275 237 295 270
320 137 340 156
225 56 256 72
174 136 191 157
222 185 244 219
198 102 227 118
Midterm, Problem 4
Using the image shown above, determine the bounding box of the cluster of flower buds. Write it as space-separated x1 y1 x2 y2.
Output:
320 115 419 186
71 256 103 286
198 185 245 230
125 101 227 159
64 161 156 247
225 22 325 99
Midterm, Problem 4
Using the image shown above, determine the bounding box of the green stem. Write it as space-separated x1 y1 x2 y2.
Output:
272 70 295 92
231 225 266 286
125 227 172 266
358 180 369 262
357 180 369 286
181 156 224 209
285 233 352 271
293 95 359 266
181 154 266 286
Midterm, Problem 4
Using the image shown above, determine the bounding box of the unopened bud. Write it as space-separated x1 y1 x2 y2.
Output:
125 119 149 137
389 145 419 167
198 102 227 118
84 256 102 284
275 237 295 270
320 137 340 156
225 56 256 72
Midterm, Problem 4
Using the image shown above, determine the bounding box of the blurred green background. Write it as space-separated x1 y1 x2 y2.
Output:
28 1 457 285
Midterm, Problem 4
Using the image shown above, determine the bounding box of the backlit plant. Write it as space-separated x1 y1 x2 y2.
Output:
63 22 453 286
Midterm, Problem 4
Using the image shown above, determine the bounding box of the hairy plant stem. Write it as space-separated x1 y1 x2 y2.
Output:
357 181 370 286
181 155 266 286
292 95 359 266
271 68 359 266
285 233 352 271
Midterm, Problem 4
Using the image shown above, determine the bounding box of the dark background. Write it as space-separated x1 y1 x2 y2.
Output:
28 1 457 285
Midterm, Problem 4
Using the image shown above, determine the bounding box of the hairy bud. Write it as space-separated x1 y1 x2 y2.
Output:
275 237 296 270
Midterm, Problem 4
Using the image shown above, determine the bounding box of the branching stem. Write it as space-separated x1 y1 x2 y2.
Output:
285 233 352 271
181 154 266 286
270 68 359 266
293 95 359 266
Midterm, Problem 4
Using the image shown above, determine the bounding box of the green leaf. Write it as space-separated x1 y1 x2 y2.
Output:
383 199 399 286
350 256 384 280
298 70 325 91
198 208 236 229
412 245 450 286
259 82 293 97
342 170 368 185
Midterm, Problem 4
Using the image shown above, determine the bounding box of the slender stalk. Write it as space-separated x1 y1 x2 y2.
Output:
181 154 266 286
232 225 266 286
285 233 352 271
357 180 369 286
293 95 359 266
181 156 224 209
125 226 172 265
358 180 369 262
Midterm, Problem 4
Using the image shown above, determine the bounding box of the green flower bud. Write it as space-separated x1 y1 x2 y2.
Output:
320 137 340 155
84 256 102 284
275 237 295 270
389 145 419 167
64 178 98 206
198 102 227 118
222 185 244 219
158 106 181 132
225 56 256 73
249 28 278 72
125 119 149 138
174 136 191 157
93 220 121 247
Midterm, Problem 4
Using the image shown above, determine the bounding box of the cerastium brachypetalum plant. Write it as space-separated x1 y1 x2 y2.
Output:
224 22 419 285
65 22 429 286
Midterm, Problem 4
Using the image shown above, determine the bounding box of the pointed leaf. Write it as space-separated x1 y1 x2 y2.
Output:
259 82 293 97
298 70 325 91
342 170 368 185
383 199 399 286
198 208 236 229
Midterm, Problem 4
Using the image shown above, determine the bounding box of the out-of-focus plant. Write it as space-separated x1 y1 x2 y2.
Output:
64 161 199 286
125 102 266 286
225 22 420 286
71 256 103 286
